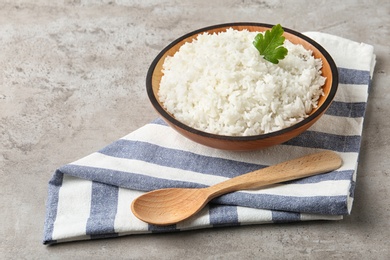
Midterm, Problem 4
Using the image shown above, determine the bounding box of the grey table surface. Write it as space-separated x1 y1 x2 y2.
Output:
1 0 389 259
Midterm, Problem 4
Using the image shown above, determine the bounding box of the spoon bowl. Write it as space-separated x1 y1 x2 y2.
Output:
131 151 342 225
132 188 210 225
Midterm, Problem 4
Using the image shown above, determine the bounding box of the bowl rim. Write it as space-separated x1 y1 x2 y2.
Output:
146 22 338 141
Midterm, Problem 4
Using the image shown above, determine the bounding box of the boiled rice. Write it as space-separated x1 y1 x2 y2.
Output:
158 28 326 136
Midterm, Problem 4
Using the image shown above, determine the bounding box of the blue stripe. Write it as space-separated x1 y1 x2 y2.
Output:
285 131 361 153
86 181 119 236
284 170 354 185
90 233 119 240
148 123 362 153
338 68 370 85
59 164 207 191
272 211 301 223
213 193 348 215
99 139 358 177
151 117 166 125
59 164 352 215
325 101 366 118
349 180 356 198
42 170 63 245
149 224 178 232
101 136 353 187
99 140 263 178
209 204 239 226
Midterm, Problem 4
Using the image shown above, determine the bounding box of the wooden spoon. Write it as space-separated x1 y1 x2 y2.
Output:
131 151 342 226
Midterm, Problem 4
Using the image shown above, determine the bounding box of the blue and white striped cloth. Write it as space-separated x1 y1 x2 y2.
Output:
43 32 375 244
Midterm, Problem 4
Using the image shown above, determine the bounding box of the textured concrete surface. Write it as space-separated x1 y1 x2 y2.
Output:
1 0 389 259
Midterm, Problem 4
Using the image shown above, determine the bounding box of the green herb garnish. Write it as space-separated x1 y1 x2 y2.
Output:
253 24 288 64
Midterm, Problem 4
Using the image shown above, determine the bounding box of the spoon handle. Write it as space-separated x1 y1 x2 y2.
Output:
205 150 342 199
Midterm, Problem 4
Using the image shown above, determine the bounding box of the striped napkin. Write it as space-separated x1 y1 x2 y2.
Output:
43 32 375 244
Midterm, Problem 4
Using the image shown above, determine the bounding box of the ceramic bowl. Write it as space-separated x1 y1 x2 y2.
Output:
146 23 338 150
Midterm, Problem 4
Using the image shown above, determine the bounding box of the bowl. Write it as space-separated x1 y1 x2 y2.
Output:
146 23 338 151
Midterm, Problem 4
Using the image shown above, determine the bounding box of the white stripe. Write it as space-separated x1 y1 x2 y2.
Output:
309 114 363 136
52 175 92 241
300 213 343 221
237 207 273 224
114 188 150 233
347 194 354 214
333 83 369 103
338 152 359 172
304 32 375 71
177 206 213 230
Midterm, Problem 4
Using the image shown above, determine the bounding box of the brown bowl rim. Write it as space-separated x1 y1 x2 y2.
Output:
146 22 338 141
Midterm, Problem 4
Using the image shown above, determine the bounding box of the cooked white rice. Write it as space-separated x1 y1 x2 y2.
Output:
158 28 326 136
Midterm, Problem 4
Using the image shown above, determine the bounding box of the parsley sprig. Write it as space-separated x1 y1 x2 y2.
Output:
253 24 288 64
